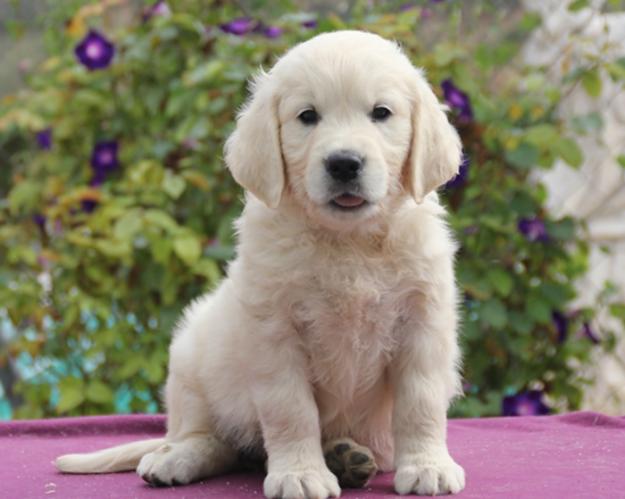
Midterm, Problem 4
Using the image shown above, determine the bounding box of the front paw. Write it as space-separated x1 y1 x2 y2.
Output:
264 465 341 499
394 453 465 496
137 446 188 486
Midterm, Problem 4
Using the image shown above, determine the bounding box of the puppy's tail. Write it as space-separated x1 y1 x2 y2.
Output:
55 438 165 473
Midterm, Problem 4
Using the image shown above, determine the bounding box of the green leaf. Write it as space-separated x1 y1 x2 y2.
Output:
114 211 143 240
62 304 80 330
487 269 514 297
57 378 85 413
539 282 571 307
162 171 187 199
173 234 202 265
509 311 534 335
568 0 589 11
524 124 559 147
509 191 537 217
433 43 464 66
86 381 114 404
458 267 492 300
519 12 542 31
546 218 576 240
95 239 132 258
193 258 221 284
581 68 602 98
461 320 481 340
555 138 583 168
571 112 603 134
617 155 625 169
144 356 165 384
609 303 625 320
183 60 225 86
117 355 144 380
606 58 625 81
527 296 552 324
144 209 179 232
506 143 539 169
204 244 235 261
481 299 508 329
8 181 40 214
159 307 181 335
151 239 172 264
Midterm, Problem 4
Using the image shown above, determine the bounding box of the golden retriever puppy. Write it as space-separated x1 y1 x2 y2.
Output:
56 30 465 498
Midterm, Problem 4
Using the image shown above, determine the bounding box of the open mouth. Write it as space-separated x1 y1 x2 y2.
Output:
330 193 368 211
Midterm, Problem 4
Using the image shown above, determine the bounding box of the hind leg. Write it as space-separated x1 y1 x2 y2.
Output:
138 372 238 486
323 438 378 488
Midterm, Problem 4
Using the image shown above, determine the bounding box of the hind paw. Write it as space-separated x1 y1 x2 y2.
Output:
323 438 378 488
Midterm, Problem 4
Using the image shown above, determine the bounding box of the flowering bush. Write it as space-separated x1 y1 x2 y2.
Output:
1 0 623 418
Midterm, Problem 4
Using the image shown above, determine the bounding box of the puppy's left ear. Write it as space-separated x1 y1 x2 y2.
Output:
224 70 285 209
406 70 462 203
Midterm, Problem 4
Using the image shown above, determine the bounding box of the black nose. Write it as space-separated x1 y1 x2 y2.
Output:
325 151 363 183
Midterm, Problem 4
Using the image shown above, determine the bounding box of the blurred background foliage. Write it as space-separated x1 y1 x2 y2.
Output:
1 0 624 419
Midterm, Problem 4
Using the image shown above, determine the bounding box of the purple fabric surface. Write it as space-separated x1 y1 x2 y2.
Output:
1 411 624 498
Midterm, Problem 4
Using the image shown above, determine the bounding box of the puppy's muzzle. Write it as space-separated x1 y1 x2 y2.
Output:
324 151 364 183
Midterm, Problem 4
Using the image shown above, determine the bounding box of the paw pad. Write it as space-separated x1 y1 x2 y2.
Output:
323 438 378 488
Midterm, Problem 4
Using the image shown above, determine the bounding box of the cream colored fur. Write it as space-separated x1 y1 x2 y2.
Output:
56 30 465 498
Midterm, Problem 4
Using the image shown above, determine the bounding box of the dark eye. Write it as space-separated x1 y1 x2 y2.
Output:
371 106 392 122
298 108 320 125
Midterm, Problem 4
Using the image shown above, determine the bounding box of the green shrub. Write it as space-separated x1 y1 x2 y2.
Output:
1 0 622 418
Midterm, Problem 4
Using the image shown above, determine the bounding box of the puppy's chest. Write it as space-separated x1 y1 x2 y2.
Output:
290 258 405 400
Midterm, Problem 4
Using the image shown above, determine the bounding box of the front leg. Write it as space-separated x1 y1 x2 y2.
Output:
391 292 465 495
251 329 340 499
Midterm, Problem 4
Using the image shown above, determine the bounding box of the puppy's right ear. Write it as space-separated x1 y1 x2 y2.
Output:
224 70 285 209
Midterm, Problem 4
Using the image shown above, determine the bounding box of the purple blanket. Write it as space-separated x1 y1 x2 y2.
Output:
1 411 623 498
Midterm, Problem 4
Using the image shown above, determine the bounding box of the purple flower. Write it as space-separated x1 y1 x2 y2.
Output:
88 141 119 188
143 0 171 21
441 79 473 122
518 217 548 242
33 214 46 229
36 128 52 150
90 168 109 187
581 322 600 344
75 30 115 71
445 155 470 189
81 200 98 213
502 390 550 417
263 26 283 39
431 0 445 3
552 311 568 343
220 18 256 36
301 19 318 29
91 141 119 172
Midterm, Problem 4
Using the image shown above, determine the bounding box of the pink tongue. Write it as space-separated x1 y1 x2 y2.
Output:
333 194 365 208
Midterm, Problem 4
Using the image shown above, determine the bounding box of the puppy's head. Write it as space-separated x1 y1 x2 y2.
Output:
225 31 461 231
